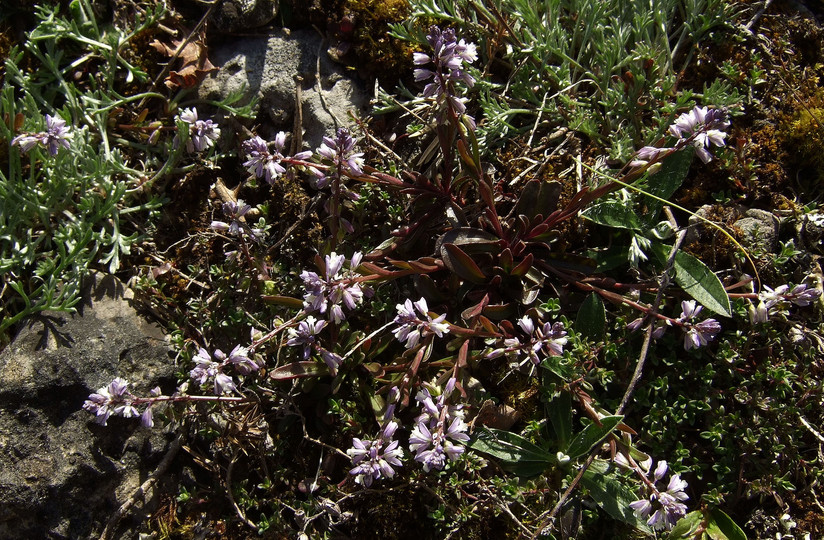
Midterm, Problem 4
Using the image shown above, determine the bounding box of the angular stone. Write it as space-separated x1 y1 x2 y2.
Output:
198 29 368 148
0 274 177 539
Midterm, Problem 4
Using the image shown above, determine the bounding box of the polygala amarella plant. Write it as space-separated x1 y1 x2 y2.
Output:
70 23 823 536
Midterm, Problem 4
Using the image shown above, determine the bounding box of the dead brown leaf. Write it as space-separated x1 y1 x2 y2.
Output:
149 31 216 90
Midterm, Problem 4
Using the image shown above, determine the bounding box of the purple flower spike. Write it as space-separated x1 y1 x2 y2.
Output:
12 113 72 155
668 106 729 163
300 252 367 323
347 420 404 487
413 26 478 122
486 315 568 370
393 297 450 349
678 300 721 351
629 459 689 531
408 379 469 473
175 107 220 153
317 128 365 177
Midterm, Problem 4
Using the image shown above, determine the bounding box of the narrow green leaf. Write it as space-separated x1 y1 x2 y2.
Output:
566 415 623 460
470 427 554 477
582 459 652 533
651 243 732 318
269 361 327 380
262 295 305 309
576 292 606 340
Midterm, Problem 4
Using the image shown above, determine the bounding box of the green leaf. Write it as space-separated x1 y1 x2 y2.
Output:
651 243 732 318
668 510 704 538
581 198 643 230
641 147 694 224
470 427 554 477
706 508 747 540
576 292 606 340
269 361 327 380
547 391 573 449
582 459 652 533
566 415 623 460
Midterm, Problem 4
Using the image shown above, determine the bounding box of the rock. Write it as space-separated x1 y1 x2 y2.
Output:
734 208 779 253
198 28 369 148
0 274 177 539
210 0 279 33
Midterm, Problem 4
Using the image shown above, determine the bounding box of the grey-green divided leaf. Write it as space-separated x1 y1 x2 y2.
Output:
651 243 732 318
582 459 652 533
470 427 554 477
566 415 623 460
576 292 606 341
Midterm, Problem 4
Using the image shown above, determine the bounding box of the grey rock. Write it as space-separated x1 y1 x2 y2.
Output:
198 29 369 148
0 274 177 539
210 0 279 33
735 208 779 253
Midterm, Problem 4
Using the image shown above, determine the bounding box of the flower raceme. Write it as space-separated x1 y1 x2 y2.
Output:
317 127 365 178
189 345 259 395
347 420 404 487
242 132 313 185
749 283 822 323
393 297 450 349
286 315 344 375
413 25 478 117
630 106 729 168
300 252 367 324
12 113 72 155
83 377 158 428
677 300 721 351
486 315 568 369
408 378 470 472
629 460 689 531
174 107 220 153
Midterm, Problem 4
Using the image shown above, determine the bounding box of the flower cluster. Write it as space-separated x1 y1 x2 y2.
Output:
317 127 365 179
408 378 470 472
487 315 568 370
750 283 821 323
347 420 404 487
629 460 689 531
631 106 729 168
83 377 157 427
189 345 258 395
242 132 313 185
12 113 72 155
393 297 450 349
210 199 262 240
668 106 729 163
413 25 478 115
175 107 220 153
300 252 367 323
677 300 722 351
286 316 344 375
